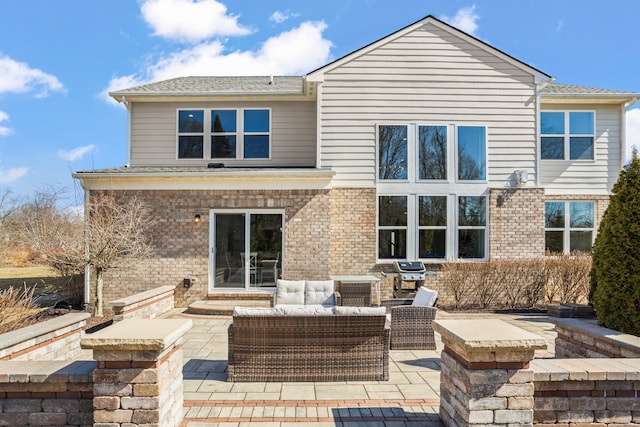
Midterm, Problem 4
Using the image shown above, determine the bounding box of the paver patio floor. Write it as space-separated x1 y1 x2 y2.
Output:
168 310 557 426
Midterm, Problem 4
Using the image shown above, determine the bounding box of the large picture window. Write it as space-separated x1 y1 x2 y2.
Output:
418 196 447 258
378 125 408 180
541 111 594 160
545 201 594 254
418 126 447 180
378 194 487 261
378 196 407 259
458 196 487 259
457 126 486 181
178 108 270 160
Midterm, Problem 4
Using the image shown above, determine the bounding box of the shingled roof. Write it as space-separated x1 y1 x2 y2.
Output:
110 76 304 100
542 83 639 98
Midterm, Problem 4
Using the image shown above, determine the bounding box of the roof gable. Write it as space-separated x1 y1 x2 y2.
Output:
306 15 551 83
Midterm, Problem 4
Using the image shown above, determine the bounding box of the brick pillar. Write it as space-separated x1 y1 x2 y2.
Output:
433 319 546 426
81 319 192 426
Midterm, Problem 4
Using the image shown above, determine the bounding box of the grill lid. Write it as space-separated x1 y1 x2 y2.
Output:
394 261 426 273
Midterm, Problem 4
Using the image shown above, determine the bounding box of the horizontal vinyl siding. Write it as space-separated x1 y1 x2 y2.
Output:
129 101 316 167
318 24 538 188
540 104 621 195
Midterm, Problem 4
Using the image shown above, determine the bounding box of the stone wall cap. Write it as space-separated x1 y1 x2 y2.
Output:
109 285 175 308
0 312 90 350
81 319 192 351
433 319 547 352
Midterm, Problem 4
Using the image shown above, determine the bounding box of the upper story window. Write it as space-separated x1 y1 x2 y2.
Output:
178 110 204 158
545 201 594 254
178 108 271 160
541 111 594 160
378 124 486 182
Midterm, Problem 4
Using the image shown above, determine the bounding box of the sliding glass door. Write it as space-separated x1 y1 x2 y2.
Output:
211 210 283 290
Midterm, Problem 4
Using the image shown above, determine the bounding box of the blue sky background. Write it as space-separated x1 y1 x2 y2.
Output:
1 0 639 202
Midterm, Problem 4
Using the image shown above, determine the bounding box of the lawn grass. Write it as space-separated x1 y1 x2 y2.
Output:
0 265 67 297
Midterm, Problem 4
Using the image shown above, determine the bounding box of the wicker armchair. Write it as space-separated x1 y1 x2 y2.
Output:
381 299 437 350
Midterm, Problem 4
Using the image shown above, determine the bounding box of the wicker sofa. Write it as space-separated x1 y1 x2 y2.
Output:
227 308 389 382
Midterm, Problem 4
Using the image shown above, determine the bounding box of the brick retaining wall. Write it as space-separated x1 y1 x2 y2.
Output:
109 285 176 321
0 360 95 426
0 313 89 361
554 318 640 358
532 358 640 425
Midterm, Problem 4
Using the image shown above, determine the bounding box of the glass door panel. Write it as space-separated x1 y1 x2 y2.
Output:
213 211 283 290
214 213 245 288
250 214 282 287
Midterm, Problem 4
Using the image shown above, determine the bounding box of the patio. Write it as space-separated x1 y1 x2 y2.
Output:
168 310 557 426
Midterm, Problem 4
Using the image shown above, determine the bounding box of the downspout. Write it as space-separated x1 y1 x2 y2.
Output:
315 82 323 169
535 78 555 187
83 186 90 310
122 95 132 166
621 97 638 169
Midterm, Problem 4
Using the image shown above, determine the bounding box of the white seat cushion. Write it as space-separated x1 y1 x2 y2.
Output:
233 307 277 316
276 280 305 305
305 280 336 306
334 306 386 315
275 305 334 315
412 287 438 307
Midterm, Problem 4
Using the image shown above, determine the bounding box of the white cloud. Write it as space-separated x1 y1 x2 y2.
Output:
626 107 640 161
442 5 479 36
0 54 65 98
270 10 299 24
0 167 28 184
103 21 332 104
0 111 10 137
58 144 96 161
141 0 251 42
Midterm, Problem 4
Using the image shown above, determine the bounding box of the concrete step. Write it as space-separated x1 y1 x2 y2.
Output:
187 291 273 315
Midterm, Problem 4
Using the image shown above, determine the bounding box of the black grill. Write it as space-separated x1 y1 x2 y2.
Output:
393 261 426 298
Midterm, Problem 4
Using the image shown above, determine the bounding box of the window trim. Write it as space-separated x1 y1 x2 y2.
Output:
541 110 596 161
544 200 595 254
176 107 272 160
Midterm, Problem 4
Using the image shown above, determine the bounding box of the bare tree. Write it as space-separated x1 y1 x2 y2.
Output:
21 189 154 316
84 193 155 316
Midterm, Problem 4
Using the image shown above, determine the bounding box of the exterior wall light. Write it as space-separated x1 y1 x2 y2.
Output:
194 213 201 223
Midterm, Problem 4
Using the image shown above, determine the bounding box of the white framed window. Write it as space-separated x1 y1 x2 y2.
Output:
177 110 204 159
541 111 595 160
177 108 271 160
545 201 594 254
377 193 487 261
377 124 486 183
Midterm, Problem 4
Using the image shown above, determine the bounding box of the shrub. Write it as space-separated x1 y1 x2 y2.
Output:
0 286 44 334
591 150 640 335
545 252 592 304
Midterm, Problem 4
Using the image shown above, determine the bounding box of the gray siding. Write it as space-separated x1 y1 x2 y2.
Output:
540 104 621 195
318 24 538 188
129 101 316 167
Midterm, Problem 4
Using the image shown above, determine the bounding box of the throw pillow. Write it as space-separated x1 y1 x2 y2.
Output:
276 280 305 305
412 287 438 307
305 280 335 306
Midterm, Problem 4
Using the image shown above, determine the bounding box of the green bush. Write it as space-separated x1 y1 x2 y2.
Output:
591 150 640 335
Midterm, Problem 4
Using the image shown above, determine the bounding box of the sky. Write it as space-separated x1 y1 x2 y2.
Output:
1 0 639 202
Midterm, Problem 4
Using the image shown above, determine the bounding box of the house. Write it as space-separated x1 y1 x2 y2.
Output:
73 15 639 306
